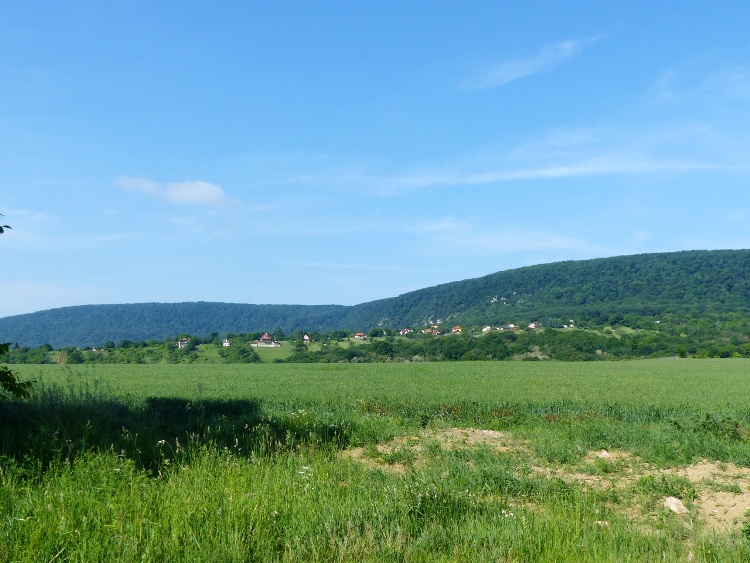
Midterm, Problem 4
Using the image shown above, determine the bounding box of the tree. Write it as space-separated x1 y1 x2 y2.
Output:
0 217 29 399
0 344 31 399
219 341 261 363
290 328 303 343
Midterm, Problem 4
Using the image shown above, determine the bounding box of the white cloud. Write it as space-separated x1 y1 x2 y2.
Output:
465 37 598 90
117 176 237 207
164 181 230 206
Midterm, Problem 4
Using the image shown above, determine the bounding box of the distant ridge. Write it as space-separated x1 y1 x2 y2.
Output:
2 249 750 348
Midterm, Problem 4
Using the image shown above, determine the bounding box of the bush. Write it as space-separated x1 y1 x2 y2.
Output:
0 343 32 400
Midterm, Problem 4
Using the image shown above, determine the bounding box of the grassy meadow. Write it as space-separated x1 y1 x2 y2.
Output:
3 359 750 561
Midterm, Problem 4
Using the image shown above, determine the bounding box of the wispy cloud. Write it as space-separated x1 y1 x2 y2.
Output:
368 155 726 196
263 151 732 198
650 69 681 104
275 260 429 274
405 218 608 256
117 176 238 207
252 119 745 199
650 64 750 108
465 37 599 90
699 67 750 105
365 115 747 195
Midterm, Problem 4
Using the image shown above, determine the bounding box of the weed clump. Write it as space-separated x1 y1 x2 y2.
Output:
742 513 750 541
670 413 747 442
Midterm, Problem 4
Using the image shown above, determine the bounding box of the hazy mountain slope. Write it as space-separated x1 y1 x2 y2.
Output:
2 250 749 348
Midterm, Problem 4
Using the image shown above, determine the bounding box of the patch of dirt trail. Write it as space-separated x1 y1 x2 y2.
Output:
340 431 750 534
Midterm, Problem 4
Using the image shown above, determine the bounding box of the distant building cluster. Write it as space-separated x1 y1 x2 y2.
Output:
174 323 549 352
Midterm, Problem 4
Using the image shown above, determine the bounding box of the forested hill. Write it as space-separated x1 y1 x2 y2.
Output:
0 303 348 349
2 249 750 348
348 248 750 329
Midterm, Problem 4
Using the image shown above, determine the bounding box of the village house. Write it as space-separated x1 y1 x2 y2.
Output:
451 326 462 334
251 333 281 347
354 332 367 340
399 328 412 336
177 337 190 349
303 334 310 344
222 339 231 347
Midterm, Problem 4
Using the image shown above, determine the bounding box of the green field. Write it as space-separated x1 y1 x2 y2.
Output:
12 358 750 408
3 360 750 561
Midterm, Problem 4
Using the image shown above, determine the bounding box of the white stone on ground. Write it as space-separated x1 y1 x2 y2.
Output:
664 496 689 514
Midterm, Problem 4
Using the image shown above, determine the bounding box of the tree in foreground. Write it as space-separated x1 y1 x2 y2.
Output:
0 343 31 400
0 215 30 400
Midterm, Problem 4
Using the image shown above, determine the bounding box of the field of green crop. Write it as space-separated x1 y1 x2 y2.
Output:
3 359 750 561
12 358 750 407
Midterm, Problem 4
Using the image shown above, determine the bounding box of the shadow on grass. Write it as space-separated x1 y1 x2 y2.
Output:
0 378 351 476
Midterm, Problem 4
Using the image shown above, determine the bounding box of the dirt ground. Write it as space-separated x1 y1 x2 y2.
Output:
339 428 750 534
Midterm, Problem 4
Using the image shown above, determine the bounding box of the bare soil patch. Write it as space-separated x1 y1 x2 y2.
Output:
341 431 750 534
677 461 750 533
426 427 523 451
339 427 526 473
550 451 750 534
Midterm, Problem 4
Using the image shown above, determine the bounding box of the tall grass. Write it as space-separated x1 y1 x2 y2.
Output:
2 360 750 560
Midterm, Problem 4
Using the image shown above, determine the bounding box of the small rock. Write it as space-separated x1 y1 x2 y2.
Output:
596 450 612 460
664 496 689 514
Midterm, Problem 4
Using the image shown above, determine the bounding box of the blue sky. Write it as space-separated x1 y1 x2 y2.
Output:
2 2 750 318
